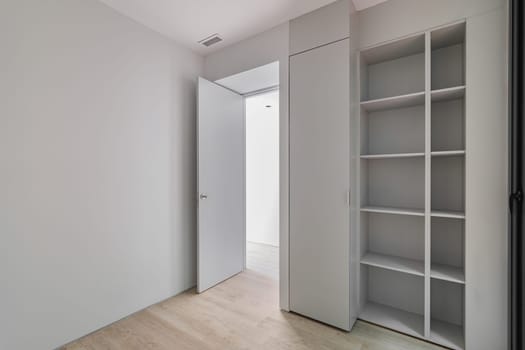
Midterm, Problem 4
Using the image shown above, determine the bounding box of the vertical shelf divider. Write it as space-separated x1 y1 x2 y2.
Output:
356 53 362 315
424 31 432 339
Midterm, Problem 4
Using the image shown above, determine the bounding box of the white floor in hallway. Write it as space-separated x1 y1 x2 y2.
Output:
246 241 279 280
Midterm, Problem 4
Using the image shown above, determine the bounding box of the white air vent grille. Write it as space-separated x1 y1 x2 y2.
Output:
199 34 223 47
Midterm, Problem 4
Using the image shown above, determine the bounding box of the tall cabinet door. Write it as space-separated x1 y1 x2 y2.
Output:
289 38 352 331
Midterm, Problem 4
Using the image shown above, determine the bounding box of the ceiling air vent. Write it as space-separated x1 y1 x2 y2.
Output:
199 34 223 47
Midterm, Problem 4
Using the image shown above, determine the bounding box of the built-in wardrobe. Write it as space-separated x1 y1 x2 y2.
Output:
288 1 508 350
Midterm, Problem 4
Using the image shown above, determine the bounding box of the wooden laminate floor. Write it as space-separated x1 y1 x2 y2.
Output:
62 270 445 350
246 241 279 280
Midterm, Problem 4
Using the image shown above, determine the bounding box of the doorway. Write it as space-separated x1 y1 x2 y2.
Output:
197 61 280 294
245 90 280 280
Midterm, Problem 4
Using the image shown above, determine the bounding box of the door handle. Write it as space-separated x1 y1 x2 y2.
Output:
199 193 208 200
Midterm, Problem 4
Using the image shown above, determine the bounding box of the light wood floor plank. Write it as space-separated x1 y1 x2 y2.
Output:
62 270 445 350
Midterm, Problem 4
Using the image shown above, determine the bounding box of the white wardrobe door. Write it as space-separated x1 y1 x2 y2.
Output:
289 38 351 331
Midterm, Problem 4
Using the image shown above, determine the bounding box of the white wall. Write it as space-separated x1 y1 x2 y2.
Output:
246 91 280 247
0 1 203 349
204 22 290 310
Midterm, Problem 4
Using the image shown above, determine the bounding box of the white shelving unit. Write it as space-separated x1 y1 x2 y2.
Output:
361 206 425 217
431 86 465 102
431 150 465 157
361 91 425 112
361 252 425 276
360 152 424 159
360 301 425 338
431 263 465 284
431 210 465 219
357 22 466 350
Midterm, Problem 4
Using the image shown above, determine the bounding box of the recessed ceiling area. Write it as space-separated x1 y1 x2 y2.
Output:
216 62 279 95
98 0 391 55
352 0 389 11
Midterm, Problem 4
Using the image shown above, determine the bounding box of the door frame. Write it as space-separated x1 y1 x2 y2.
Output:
200 78 281 283
205 59 289 311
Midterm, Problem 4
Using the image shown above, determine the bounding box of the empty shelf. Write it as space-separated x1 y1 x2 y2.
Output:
431 319 464 350
431 22 465 51
361 92 425 112
360 302 424 339
361 206 425 217
361 152 425 159
361 252 424 276
431 210 465 219
431 86 465 102
431 150 465 157
431 263 465 284
361 34 425 65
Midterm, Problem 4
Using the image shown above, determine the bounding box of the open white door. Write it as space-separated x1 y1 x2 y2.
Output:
197 77 245 293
